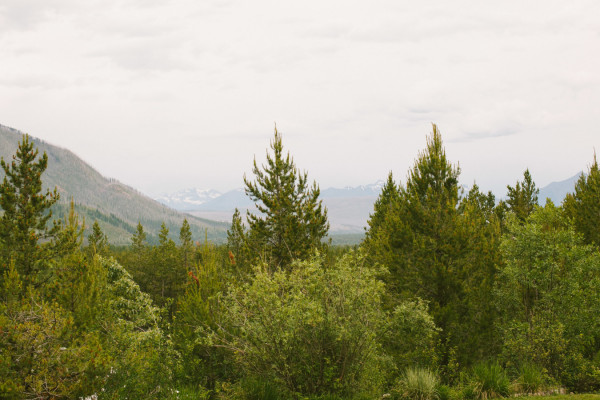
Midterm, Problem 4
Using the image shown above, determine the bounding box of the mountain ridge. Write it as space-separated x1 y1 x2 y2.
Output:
0 124 228 245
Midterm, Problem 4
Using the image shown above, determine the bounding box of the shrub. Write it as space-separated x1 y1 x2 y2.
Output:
202 252 387 398
469 362 509 399
395 367 439 400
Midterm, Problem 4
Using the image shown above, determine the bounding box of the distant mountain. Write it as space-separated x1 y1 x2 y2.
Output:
156 188 221 210
197 188 255 211
181 183 382 235
538 172 581 205
180 172 583 240
0 124 228 245
320 181 384 199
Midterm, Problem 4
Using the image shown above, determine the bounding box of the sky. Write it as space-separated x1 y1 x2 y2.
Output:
1 0 599 198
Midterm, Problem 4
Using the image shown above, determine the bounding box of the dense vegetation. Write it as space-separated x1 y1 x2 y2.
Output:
1 126 599 399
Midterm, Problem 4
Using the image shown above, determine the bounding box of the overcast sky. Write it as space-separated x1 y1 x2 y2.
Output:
1 0 599 197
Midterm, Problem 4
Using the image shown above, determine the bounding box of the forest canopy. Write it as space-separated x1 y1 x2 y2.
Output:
1 127 599 399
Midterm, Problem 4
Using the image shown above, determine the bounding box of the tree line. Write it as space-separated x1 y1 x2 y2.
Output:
0 126 599 399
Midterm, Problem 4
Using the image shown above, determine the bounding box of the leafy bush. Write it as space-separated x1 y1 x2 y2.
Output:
468 362 509 399
382 299 440 373
394 367 440 400
202 251 387 398
496 204 600 391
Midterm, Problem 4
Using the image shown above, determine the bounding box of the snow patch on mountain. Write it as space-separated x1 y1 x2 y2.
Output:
155 188 222 210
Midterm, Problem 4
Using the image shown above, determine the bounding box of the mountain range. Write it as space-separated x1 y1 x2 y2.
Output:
0 124 228 245
157 174 582 237
1 122 583 246
157 182 385 234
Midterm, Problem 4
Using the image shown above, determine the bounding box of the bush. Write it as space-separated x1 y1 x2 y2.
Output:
394 367 439 400
202 251 387 398
468 362 509 399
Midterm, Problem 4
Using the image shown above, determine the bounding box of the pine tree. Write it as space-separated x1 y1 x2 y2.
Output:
364 124 501 371
179 218 194 271
53 198 85 257
363 171 400 246
226 208 251 276
0 134 60 278
87 221 109 257
242 127 329 270
506 169 539 221
563 153 600 247
132 222 147 253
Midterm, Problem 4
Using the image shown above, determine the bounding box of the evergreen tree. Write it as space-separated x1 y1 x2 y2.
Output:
179 218 194 271
0 134 60 277
364 124 501 373
87 220 109 257
132 222 147 252
53 198 85 258
506 169 539 221
563 154 600 247
242 127 329 270
226 208 251 277
146 222 182 319
363 171 400 247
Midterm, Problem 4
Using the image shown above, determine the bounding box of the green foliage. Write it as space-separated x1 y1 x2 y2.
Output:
496 203 600 391
364 125 502 371
563 154 600 247
132 221 147 251
505 169 539 221
179 218 194 270
468 362 510 399
364 171 399 248
382 299 440 373
203 251 386 398
241 127 329 271
227 208 252 277
0 288 102 399
0 134 60 278
175 240 235 391
394 367 440 400
95 256 177 398
516 363 547 394
236 378 283 400
87 220 109 257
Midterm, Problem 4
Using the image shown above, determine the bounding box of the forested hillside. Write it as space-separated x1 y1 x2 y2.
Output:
1 125 599 400
0 124 228 244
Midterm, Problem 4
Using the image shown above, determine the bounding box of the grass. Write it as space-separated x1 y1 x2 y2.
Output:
396 367 440 400
516 363 547 394
463 362 510 399
518 396 600 400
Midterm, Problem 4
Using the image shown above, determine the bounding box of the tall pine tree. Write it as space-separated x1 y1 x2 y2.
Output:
0 134 60 278
364 124 501 373
241 127 329 270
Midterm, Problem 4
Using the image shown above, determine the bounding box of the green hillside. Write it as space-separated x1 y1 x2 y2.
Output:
0 124 228 245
